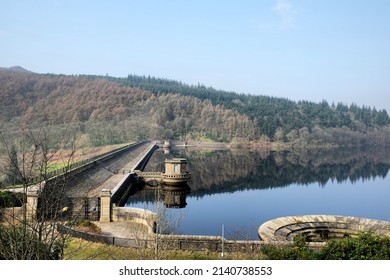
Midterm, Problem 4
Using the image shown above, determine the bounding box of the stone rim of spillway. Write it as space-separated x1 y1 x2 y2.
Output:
258 215 390 242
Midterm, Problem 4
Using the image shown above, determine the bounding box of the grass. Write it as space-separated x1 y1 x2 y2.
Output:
66 220 102 234
63 238 266 260
64 232 390 260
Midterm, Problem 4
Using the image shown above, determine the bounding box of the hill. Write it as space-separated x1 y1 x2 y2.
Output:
1 69 389 148
0 70 256 147
116 75 390 136
0 66 32 73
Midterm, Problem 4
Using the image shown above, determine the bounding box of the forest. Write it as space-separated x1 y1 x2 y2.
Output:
1 68 390 149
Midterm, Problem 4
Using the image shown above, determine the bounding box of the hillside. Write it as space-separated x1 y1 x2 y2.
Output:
0 70 256 147
0 66 31 73
1 69 390 148
116 75 390 140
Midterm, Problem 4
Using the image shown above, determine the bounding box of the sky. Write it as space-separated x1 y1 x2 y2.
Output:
1 0 390 111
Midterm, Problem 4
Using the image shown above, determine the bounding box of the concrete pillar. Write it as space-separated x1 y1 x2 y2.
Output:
26 190 39 222
100 189 111 222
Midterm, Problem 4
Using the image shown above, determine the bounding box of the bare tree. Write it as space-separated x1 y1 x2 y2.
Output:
142 186 184 260
0 127 79 259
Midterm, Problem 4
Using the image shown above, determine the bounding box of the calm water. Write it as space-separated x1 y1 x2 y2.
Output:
125 147 390 240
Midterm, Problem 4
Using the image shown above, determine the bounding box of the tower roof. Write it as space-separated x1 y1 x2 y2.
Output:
164 158 187 164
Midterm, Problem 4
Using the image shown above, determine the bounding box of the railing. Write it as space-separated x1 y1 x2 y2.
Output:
142 172 163 178
163 173 191 179
135 172 192 179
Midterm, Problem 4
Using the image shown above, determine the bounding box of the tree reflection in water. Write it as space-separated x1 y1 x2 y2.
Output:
126 146 390 239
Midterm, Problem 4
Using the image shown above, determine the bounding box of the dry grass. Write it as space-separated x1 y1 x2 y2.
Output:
64 238 266 260
48 143 129 165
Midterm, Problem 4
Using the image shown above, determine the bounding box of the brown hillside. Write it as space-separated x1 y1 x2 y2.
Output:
0 70 257 144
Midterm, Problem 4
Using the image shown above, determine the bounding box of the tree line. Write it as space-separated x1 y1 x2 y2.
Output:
0 71 256 147
115 74 390 146
1 69 390 148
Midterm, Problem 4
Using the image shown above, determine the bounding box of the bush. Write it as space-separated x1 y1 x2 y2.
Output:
261 235 317 260
317 232 390 260
0 224 62 260
67 219 101 234
261 232 390 260
0 191 24 208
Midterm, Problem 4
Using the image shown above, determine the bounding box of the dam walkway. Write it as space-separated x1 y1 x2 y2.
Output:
34 141 158 220
85 142 157 198
58 141 156 199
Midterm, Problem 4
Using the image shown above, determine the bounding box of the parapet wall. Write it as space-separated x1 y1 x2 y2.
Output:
110 143 158 205
130 143 159 171
110 173 135 206
112 206 156 235
47 141 149 187
57 222 266 253
259 215 390 242
0 207 24 225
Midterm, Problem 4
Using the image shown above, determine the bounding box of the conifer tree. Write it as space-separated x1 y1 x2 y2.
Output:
5 145 22 186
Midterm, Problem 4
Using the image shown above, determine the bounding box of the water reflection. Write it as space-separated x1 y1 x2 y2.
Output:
128 184 191 209
127 146 390 202
125 146 390 239
171 147 387 191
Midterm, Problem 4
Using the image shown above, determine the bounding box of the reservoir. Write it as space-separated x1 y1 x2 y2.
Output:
125 146 390 240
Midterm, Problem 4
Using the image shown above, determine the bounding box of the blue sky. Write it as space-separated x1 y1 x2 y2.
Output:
1 0 390 111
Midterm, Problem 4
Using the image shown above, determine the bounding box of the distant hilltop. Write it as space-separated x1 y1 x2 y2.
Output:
0 66 32 73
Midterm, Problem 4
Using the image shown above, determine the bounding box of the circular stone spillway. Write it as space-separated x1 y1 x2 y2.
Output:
258 215 390 242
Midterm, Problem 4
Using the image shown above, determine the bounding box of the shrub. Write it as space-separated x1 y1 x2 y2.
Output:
261 235 316 260
0 224 62 260
0 191 24 208
67 219 101 234
317 232 390 260
261 232 390 260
